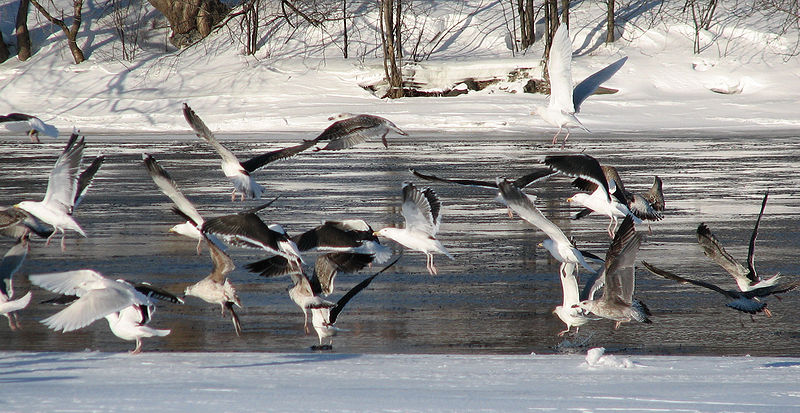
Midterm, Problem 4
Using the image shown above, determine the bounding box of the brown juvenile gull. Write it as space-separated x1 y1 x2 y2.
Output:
309 113 408 151
572 215 652 329
374 182 453 275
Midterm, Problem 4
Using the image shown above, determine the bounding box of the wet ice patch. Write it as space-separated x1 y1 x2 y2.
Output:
585 347 634 369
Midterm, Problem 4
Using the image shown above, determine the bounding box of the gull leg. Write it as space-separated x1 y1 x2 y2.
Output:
60 231 68 252
303 310 310 334
195 239 203 255
551 128 561 145
764 308 773 317
130 339 143 355
230 190 236 202
557 327 570 337
6 315 16 331
561 129 570 149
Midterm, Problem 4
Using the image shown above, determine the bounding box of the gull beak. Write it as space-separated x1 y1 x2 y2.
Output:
537 242 543 248
566 197 573 203
373 231 380 236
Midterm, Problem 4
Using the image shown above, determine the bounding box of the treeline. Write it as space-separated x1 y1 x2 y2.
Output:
1 0 798 97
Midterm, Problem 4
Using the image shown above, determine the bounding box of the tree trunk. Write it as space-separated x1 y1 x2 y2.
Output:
29 0 86 64
147 0 230 48
0 31 9 63
517 0 535 50
380 0 403 99
543 0 559 72
606 0 615 43
561 0 569 29
342 0 348 58
16 0 32 61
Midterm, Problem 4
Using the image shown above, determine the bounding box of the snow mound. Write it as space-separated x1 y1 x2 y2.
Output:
585 347 635 369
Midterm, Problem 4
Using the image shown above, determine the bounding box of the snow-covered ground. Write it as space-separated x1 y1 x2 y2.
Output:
3 1 800 410
4 349 800 412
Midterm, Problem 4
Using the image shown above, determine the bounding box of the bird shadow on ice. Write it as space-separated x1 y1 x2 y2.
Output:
201 353 362 369
0 353 103 383
0 352 107 370
761 361 800 368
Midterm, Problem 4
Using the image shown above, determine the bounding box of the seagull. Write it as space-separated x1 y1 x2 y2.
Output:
497 178 600 278
545 154 641 237
310 255 401 350
572 169 664 225
14 133 88 251
552 262 599 336
182 103 315 201
642 261 800 317
142 153 281 256
184 235 244 336
28 270 182 354
531 23 627 147
245 219 392 284
0 113 59 143
0 239 32 330
374 182 453 275
309 113 408 151
3 149 103 242
697 192 780 292
410 167 556 191
287 267 336 334
571 215 652 329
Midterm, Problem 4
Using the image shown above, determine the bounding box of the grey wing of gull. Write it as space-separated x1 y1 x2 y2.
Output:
410 168 497 189
142 154 205 226
0 239 29 298
239 141 316 173
544 154 611 202
641 261 736 298
572 56 627 113
628 193 663 221
42 133 84 214
601 166 631 205
644 176 664 211
183 103 241 164
497 179 571 245
314 115 383 150
696 223 751 284
206 235 235 284
401 183 439 235
329 255 401 324
746 191 769 281
74 155 105 209
744 280 800 298
600 215 640 304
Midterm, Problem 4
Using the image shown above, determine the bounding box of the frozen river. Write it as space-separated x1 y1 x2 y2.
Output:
1 132 799 356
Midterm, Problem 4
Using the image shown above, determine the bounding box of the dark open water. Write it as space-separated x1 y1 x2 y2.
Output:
1 132 799 356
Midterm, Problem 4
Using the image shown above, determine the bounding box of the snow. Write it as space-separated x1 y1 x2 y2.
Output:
2 1 800 410
3 349 800 412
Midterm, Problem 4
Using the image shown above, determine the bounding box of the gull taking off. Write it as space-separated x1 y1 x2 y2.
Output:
310 113 408 151
532 23 627 147
374 183 453 275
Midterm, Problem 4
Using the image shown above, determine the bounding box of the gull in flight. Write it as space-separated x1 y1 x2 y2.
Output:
183 103 315 201
497 178 600 278
572 215 652 329
0 239 32 330
697 192 780 291
310 113 408 151
0 113 58 143
374 182 453 275
14 133 91 251
29 270 182 354
310 256 401 350
531 24 627 147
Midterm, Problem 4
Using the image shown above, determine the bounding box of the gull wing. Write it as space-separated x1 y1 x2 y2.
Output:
746 192 769 281
696 223 751 286
206 236 235 284
573 56 627 113
641 261 735 298
410 168 555 190
245 256 292 278
240 141 316 173
314 115 384 150
183 103 241 165
134 282 184 304
544 154 611 202
643 176 665 211
559 262 581 307
40 287 137 333
0 239 29 298
330 255 401 324
73 155 105 209
142 154 205 227
600 216 640 305
202 213 283 253
497 178 571 245
401 182 441 235
29 269 109 297
547 23 575 113
42 133 85 214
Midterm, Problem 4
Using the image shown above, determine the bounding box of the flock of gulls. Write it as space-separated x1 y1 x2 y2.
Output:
2 23 798 354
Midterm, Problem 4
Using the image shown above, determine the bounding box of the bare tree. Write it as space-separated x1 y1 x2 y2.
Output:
29 0 86 64
342 0 348 58
684 0 718 53
16 0 32 61
543 0 559 70
517 0 536 50
562 0 570 29
380 0 403 98
606 0 616 43
147 0 230 48
0 31 9 63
